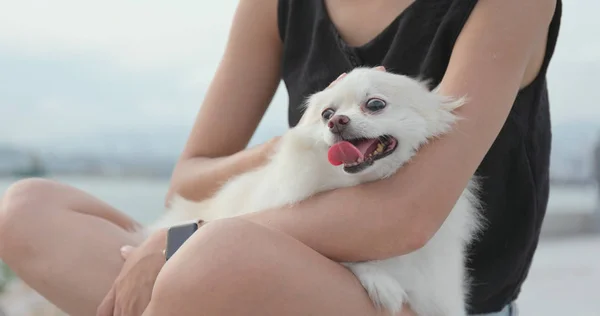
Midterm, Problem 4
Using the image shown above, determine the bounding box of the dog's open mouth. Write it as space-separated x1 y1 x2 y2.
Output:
327 136 398 173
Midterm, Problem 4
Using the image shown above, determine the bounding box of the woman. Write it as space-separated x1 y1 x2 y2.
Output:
0 0 561 315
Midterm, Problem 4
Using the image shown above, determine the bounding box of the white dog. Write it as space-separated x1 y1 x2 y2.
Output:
149 67 482 316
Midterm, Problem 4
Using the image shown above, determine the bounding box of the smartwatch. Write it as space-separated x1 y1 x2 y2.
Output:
165 219 206 261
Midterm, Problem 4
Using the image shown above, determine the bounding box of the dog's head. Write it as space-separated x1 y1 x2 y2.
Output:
297 67 465 179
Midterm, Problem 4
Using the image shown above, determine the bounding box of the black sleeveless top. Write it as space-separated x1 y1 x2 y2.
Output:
277 0 562 314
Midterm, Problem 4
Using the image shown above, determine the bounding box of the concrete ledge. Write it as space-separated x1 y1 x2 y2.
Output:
540 211 600 239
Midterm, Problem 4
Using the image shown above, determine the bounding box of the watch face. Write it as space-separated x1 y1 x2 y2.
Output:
165 222 199 261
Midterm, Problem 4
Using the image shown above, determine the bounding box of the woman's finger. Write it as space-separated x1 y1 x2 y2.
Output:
120 245 135 260
96 287 116 316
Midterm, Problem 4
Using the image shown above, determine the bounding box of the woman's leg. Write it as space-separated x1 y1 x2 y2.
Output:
0 178 146 315
144 218 414 316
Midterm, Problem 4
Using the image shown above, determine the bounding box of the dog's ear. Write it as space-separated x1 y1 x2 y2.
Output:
430 84 467 112
439 95 467 112
297 93 323 126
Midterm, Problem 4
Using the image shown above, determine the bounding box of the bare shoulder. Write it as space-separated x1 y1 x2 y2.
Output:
181 0 283 160
440 0 558 96
414 0 560 200
466 0 556 29
460 0 557 87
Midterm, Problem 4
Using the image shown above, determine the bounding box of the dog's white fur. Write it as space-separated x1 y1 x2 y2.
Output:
148 67 482 316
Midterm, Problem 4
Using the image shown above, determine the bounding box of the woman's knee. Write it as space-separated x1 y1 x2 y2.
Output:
148 218 291 313
0 178 59 253
146 218 381 316
156 218 277 288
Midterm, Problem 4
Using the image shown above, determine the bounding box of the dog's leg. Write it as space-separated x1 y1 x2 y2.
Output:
343 262 407 314
404 250 469 316
407 289 467 316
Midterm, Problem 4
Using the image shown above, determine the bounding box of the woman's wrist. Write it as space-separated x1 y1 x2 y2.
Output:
166 136 281 205
258 136 281 160
150 227 168 244
243 136 280 169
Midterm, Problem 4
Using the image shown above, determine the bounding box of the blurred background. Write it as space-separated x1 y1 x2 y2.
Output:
0 0 599 315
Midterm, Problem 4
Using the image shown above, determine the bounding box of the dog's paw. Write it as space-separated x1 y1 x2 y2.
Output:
344 262 407 314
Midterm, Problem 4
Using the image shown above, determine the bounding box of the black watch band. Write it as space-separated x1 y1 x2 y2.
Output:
164 219 206 261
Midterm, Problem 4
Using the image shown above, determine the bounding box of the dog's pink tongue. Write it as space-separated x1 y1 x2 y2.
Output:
327 141 363 166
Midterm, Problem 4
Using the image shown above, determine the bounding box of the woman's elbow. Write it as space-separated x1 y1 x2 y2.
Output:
405 228 434 252
373 217 439 259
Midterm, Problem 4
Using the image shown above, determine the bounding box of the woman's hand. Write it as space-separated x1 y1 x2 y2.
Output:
165 135 282 206
259 135 282 159
96 229 168 316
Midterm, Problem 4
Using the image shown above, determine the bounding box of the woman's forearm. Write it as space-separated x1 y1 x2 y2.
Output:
239 160 435 262
166 140 275 205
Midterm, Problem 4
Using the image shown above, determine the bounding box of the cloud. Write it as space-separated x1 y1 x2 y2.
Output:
547 60 600 124
0 48 290 152
0 0 237 71
0 0 599 155
551 0 600 63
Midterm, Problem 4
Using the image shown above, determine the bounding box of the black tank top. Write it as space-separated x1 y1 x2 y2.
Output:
277 0 562 313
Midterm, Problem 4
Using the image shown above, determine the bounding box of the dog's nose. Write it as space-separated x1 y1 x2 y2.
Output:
328 115 350 132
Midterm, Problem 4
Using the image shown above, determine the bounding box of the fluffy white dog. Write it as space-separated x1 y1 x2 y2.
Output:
150 67 482 316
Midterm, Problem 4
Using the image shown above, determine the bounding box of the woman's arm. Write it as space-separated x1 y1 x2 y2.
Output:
166 0 282 205
241 0 557 262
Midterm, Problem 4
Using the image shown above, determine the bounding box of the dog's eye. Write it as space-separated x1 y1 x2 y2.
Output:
321 108 335 120
365 98 386 112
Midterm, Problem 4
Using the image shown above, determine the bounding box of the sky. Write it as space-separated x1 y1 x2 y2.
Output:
0 0 598 156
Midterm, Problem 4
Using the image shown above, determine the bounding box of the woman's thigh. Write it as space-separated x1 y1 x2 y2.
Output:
0 178 145 316
145 218 411 316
